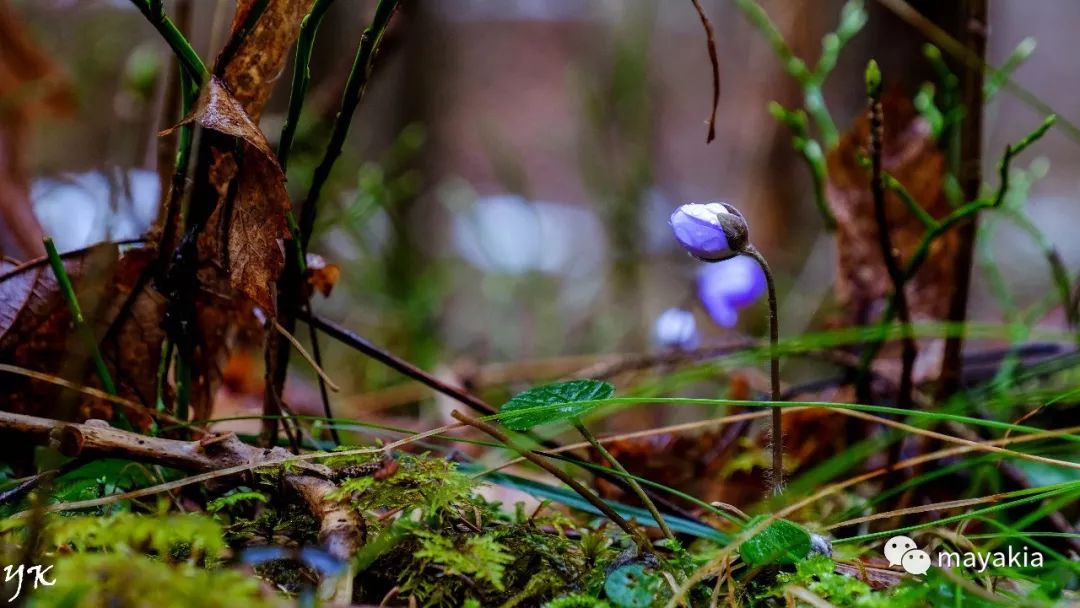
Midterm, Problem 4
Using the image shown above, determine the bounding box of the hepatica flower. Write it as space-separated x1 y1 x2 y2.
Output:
668 202 749 262
697 256 766 327
653 307 699 350
669 200 785 492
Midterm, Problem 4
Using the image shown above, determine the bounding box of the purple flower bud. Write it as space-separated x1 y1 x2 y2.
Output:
668 202 749 262
697 256 766 328
653 307 699 350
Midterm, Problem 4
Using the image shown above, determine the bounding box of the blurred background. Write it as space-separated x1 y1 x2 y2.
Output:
7 0 1080 432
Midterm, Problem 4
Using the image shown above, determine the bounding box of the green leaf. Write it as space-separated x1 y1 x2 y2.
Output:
604 564 662 608
499 380 614 430
738 516 813 566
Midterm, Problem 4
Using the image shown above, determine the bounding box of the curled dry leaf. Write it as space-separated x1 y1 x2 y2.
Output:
217 0 316 121
164 77 292 313
826 91 956 382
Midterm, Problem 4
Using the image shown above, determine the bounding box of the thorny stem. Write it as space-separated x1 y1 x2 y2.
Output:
866 61 916 410
573 420 674 541
451 410 651 550
42 238 129 430
743 246 782 494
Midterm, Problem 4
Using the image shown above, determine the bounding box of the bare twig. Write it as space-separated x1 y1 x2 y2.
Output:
689 0 720 143
304 312 497 417
0 410 361 603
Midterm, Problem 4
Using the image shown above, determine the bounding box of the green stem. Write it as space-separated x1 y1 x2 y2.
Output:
573 420 674 541
43 238 128 429
743 246 782 494
278 0 338 173
155 339 174 413
130 0 208 82
296 0 399 251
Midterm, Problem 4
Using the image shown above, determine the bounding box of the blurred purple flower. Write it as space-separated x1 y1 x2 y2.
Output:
668 202 749 261
653 307 699 350
697 256 766 327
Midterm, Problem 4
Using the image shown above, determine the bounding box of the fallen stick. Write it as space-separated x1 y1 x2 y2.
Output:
0 410 362 605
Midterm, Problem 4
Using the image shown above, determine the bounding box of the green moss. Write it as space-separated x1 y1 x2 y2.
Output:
41 512 227 565
26 553 278 608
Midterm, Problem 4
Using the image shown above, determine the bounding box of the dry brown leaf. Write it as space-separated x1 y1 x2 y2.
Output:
0 1 73 259
98 246 167 411
0 244 118 353
826 91 957 381
216 0 315 121
0 243 168 430
305 253 340 297
165 77 292 313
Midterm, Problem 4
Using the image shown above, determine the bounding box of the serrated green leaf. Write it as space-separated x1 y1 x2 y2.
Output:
738 517 813 566
499 380 613 430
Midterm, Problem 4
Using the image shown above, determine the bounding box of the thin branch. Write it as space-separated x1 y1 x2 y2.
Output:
273 319 340 391
573 420 674 541
130 0 208 82
689 0 720 143
304 312 497 417
450 410 650 549
0 410 361 602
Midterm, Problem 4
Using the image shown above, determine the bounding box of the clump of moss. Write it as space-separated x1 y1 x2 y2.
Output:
27 553 279 608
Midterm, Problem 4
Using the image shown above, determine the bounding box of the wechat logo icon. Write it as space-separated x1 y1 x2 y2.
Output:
884 535 931 575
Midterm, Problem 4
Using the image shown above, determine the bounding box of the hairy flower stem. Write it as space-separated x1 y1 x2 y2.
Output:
451 410 651 550
572 421 674 541
743 246 782 494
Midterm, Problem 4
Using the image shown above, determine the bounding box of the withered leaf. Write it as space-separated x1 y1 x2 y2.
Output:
0 244 159 425
217 0 316 121
0 244 118 353
826 91 957 381
166 77 292 313
98 246 167 411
